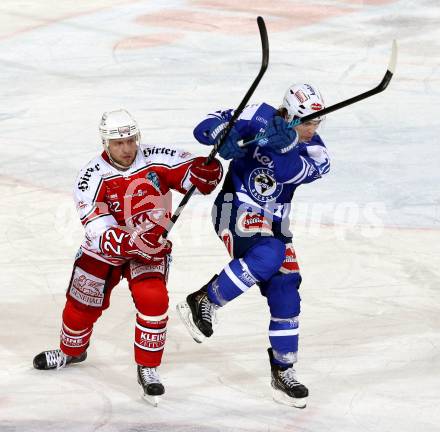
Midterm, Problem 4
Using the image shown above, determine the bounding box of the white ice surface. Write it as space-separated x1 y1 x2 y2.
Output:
0 1 439 431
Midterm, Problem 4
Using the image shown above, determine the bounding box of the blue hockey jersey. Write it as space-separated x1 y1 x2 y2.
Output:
193 102 330 221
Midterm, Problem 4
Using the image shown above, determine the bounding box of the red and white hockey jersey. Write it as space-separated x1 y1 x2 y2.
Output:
74 144 196 265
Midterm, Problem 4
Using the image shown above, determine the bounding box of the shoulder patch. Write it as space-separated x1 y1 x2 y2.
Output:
146 171 161 191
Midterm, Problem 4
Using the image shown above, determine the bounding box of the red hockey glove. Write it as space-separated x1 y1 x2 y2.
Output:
189 157 223 195
100 225 172 264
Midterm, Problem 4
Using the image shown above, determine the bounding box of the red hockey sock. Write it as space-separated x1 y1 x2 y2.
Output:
60 322 92 357
134 313 168 367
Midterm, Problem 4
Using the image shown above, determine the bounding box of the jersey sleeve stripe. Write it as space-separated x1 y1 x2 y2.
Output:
79 205 97 221
83 212 112 227
180 167 192 191
283 157 310 184
319 161 330 174
148 160 196 170
91 178 104 205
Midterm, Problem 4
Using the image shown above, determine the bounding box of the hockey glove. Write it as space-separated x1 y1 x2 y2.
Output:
217 127 246 160
189 157 223 195
263 116 298 154
100 224 172 264
207 120 229 145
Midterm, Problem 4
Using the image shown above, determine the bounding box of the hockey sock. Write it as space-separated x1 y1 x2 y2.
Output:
134 313 168 367
269 316 299 366
207 258 259 306
60 322 92 357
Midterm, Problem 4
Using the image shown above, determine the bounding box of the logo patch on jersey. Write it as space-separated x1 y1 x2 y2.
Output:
248 168 282 203
146 171 161 192
237 212 273 235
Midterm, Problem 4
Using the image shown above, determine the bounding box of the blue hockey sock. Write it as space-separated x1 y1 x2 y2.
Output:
269 316 299 366
207 258 258 306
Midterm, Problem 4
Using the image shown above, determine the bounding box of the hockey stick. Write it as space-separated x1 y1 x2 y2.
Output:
246 39 398 146
162 16 269 238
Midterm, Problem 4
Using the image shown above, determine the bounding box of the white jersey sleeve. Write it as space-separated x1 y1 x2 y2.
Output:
74 157 118 254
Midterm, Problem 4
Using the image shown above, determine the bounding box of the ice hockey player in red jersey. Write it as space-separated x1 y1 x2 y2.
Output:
33 109 223 406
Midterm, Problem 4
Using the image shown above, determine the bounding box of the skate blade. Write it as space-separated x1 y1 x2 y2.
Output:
142 393 160 407
176 301 205 344
272 388 307 409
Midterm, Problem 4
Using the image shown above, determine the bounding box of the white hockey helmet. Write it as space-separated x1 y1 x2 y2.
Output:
281 83 325 122
99 109 140 147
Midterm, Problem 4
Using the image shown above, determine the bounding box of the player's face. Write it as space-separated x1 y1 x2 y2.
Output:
107 136 138 167
295 120 321 142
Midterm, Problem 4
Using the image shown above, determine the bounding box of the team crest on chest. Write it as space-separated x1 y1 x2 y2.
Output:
248 168 283 202
146 171 161 192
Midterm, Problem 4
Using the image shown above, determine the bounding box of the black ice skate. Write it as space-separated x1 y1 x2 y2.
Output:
268 348 309 408
137 365 164 407
176 276 219 343
33 349 87 370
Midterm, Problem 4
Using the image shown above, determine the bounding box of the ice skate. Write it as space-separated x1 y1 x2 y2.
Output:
268 348 308 408
33 349 87 370
137 365 164 407
176 277 219 343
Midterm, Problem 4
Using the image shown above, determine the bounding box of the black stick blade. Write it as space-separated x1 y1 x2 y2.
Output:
293 39 398 126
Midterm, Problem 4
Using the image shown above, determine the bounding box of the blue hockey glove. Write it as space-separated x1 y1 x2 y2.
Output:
263 116 298 154
217 127 246 160
207 121 229 145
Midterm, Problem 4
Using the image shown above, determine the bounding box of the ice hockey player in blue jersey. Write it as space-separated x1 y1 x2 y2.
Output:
177 83 330 408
